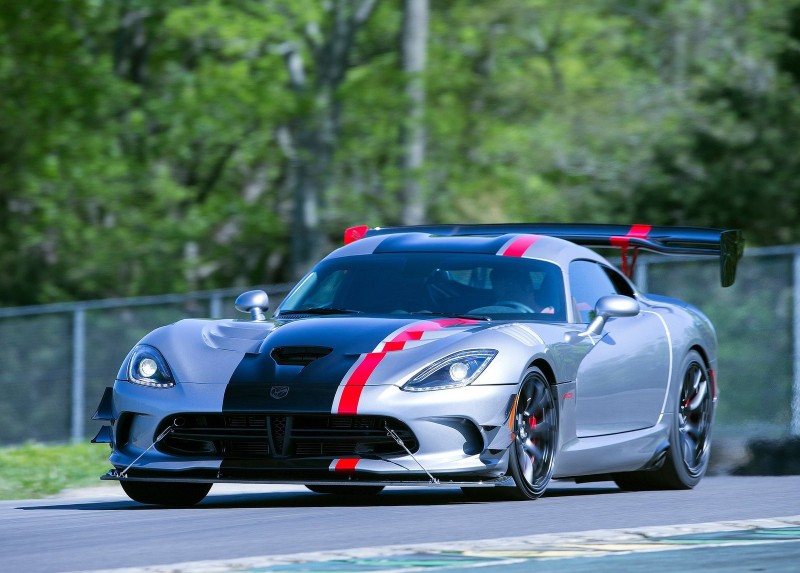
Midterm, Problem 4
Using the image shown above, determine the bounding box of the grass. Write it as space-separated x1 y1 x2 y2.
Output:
0 442 111 500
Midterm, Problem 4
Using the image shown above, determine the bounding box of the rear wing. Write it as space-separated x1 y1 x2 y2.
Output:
344 224 745 287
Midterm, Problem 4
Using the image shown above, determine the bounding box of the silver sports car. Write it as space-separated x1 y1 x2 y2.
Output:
93 224 744 505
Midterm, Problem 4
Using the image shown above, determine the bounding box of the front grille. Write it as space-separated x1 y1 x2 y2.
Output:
229 415 267 429
157 414 418 459
271 415 287 452
228 441 271 456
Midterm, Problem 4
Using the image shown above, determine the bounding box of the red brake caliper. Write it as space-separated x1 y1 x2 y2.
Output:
528 415 537 461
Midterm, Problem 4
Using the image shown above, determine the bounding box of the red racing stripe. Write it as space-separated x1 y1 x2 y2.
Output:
381 341 406 352
334 318 477 415
333 458 360 473
343 225 369 245
610 225 652 277
610 224 652 249
337 353 386 415
501 235 540 257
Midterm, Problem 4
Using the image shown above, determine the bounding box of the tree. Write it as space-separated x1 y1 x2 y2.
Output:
278 0 379 276
1 0 799 307
400 0 429 225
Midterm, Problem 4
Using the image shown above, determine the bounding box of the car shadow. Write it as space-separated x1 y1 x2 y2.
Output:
18 483 622 511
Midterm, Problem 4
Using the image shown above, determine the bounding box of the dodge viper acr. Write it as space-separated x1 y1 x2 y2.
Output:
93 224 744 506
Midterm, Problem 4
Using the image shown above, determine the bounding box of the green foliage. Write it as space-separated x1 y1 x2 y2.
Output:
1 0 799 306
0 314 71 444
0 442 111 499
648 258 794 437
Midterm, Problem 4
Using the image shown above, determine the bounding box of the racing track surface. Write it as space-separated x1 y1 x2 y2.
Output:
1 476 799 573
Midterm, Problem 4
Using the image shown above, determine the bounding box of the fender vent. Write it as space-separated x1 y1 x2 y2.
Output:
270 346 332 366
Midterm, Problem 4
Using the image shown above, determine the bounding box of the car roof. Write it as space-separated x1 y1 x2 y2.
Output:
327 232 610 269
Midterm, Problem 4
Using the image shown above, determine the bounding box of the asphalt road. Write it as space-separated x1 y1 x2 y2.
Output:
1 476 799 573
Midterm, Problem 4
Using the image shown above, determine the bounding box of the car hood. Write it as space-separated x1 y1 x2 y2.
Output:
135 316 491 409
211 315 487 413
135 315 581 414
203 315 486 354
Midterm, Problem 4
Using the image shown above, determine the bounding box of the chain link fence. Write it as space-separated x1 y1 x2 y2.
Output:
636 246 800 442
0 246 798 448
0 285 293 445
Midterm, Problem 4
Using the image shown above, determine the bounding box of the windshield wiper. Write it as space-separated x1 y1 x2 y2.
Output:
280 307 363 316
414 311 491 322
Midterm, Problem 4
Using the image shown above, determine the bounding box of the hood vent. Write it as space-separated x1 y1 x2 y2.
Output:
271 346 332 367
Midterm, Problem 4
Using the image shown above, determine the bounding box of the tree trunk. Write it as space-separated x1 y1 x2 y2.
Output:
400 0 429 226
286 0 378 278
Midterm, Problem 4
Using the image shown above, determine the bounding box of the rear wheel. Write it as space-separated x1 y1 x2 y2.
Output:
614 350 713 491
120 481 211 506
305 485 384 495
463 367 558 501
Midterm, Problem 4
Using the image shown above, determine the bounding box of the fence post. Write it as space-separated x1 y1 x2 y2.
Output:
636 260 649 293
71 307 86 443
793 251 800 436
210 293 223 319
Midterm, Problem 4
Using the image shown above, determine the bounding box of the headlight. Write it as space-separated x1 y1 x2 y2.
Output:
127 345 175 388
402 350 497 392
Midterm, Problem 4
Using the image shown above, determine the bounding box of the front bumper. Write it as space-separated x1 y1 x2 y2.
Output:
99 380 519 483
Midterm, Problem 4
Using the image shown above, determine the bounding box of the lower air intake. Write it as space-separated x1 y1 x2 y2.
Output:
156 414 418 459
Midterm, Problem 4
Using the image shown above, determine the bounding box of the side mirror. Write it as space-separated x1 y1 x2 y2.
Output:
566 295 639 342
235 290 270 321
585 295 639 336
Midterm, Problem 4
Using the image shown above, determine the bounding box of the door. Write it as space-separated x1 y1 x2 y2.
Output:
569 261 670 437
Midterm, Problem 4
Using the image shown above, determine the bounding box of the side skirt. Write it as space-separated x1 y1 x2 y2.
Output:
553 420 671 478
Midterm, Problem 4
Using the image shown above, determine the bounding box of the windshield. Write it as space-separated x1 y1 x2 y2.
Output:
278 253 567 321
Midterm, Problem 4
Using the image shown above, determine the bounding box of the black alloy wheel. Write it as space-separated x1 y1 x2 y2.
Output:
678 357 713 477
508 368 558 499
614 350 714 490
463 367 558 501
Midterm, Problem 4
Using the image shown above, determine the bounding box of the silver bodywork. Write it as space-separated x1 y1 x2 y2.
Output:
97 232 718 486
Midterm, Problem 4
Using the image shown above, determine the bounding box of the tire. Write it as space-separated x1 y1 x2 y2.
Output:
614 350 713 491
463 367 558 501
305 485 384 495
120 480 211 506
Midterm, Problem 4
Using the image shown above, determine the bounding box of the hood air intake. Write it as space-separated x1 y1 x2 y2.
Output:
271 346 332 367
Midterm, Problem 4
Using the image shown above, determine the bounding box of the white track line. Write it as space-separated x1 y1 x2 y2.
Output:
68 515 800 573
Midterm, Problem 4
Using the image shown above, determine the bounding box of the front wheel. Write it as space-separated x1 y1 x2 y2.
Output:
508 369 558 499
120 480 211 506
614 350 714 491
464 368 558 501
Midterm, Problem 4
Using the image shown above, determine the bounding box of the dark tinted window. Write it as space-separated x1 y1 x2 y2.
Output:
569 260 620 323
279 253 567 321
603 266 636 298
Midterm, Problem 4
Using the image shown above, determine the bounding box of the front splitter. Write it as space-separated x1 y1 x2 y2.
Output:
100 471 510 488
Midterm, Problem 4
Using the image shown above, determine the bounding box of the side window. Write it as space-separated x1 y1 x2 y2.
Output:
568 260 620 323
603 266 636 298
